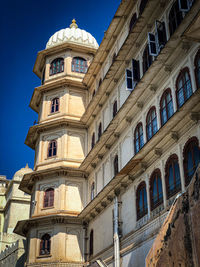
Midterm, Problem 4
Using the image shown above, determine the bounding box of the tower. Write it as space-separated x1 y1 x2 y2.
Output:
15 19 98 266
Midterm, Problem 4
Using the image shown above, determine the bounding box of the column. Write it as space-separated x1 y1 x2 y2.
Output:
160 160 167 208
177 144 186 192
145 174 151 218
142 114 147 144
170 79 177 112
155 96 161 130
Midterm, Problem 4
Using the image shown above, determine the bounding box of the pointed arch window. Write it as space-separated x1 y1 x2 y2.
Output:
72 57 88 73
136 182 148 220
48 140 57 158
134 123 144 154
146 107 157 141
50 58 64 76
169 0 183 36
183 137 200 186
176 68 192 108
143 45 152 75
43 188 54 208
114 155 119 176
160 89 174 126
113 100 118 118
150 169 163 210
165 154 181 199
91 133 95 149
139 0 148 15
98 122 102 141
89 230 94 256
40 234 51 255
194 49 200 89
51 98 59 113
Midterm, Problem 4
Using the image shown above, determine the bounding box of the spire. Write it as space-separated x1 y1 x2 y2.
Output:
70 19 78 29
25 163 29 169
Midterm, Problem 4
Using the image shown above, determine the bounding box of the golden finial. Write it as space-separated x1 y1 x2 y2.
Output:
70 19 78 29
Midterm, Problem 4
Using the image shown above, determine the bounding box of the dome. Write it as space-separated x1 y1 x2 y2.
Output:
13 164 32 181
46 19 99 50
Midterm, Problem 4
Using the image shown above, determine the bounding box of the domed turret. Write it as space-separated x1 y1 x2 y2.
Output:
13 164 32 181
46 19 99 50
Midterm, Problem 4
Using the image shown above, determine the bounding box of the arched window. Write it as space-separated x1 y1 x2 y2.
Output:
194 49 200 89
72 57 87 73
114 155 119 176
165 154 181 199
89 230 94 256
43 188 54 208
176 68 192 108
91 133 95 149
146 107 157 141
139 0 148 15
129 13 137 32
150 169 163 210
143 45 152 75
169 0 183 36
113 100 118 118
134 123 144 154
136 182 148 220
91 182 95 200
40 234 51 255
50 58 64 76
183 137 200 186
160 89 174 126
48 140 57 158
98 122 102 140
51 98 59 113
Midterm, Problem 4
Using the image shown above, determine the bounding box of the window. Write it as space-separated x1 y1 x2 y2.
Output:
183 137 200 186
134 123 144 153
150 169 163 210
160 89 174 126
50 58 64 76
113 100 118 118
194 49 200 89
139 0 148 15
126 69 133 90
165 154 181 199
43 188 54 208
51 98 59 113
98 122 102 140
98 79 102 88
169 0 183 36
41 68 45 85
48 140 57 158
40 234 51 256
91 133 95 149
114 155 119 176
176 68 192 108
136 182 148 220
91 182 95 200
142 45 152 75
132 59 140 88
72 57 87 73
129 13 137 32
89 230 94 256
146 107 157 141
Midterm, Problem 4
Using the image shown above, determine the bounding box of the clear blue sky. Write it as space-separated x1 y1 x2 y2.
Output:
0 0 121 179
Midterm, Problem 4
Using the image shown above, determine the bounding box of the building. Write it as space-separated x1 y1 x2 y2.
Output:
14 0 200 266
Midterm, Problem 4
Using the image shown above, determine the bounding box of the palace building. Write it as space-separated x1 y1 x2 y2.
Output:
14 0 200 266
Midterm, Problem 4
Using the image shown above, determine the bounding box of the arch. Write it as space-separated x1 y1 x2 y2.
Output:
160 88 174 126
149 169 163 210
168 0 183 36
40 233 51 255
139 0 148 15
43 188 54 208
113 100 118 118
165 154 181 199
89 229 94 256
129 13 137 32
183 137 200 186
146 106 157 141
142 44 152 75
50 58 64 76
136 181 148 220
91 132 95 149
194 49 200 89
50 97 59 113
134 122 144 154
114 155 119 176
48 140 57 158
72 57 88 73
98 122 102 141
176 67 192 108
